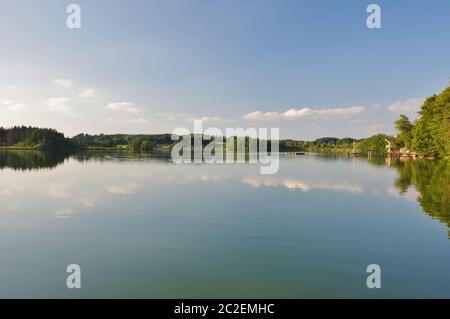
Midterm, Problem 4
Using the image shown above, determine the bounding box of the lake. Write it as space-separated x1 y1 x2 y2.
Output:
0 151 448 298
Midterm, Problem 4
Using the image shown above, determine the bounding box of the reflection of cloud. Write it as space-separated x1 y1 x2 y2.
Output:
185 174 228 182
165 173 232 184
78 198 96 208
54 208 73 219
48 184 70 198
107 184 138 194
387 186 419 202
281 179 311 191
5 203 19 210
242 177 363 193
0 185 26 196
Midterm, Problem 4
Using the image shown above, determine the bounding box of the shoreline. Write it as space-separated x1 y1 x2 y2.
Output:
0 147 445 160
0 147 41 150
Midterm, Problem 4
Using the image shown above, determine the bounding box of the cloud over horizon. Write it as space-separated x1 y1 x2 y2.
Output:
79 88 96 98
0 76 433 140
53 79 74 88
106 102 140 113
388 97 424 117
243 106 365 121
3 85 19 94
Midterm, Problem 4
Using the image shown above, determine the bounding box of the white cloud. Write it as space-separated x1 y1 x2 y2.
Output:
243 106 365 121
282 108 314 118
39 97 75 116
388 98 423 114
53 78 74 88
1 97 74 115
46 97 69 109
1 99 29 112
3 85 19 94
131 118 148 123
156 112 191 120
7 102 27 111
155 112 225 124
156 112 224 123
106 118 148 123
184 116 224 123
242 111 280 121
285 106 364 118
106 102 140 113
79 88 96 98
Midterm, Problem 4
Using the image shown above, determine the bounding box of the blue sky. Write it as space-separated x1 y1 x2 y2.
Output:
1 0 449 139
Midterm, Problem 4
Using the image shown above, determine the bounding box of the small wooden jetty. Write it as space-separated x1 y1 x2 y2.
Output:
285 152 305 156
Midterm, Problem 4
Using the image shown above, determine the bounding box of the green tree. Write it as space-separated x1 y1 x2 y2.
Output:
411 86 450 158
0 126 74 149
358 134 393 154
394 115 413 150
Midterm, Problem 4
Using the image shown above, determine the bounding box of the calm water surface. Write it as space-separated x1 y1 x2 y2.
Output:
0 151 448 298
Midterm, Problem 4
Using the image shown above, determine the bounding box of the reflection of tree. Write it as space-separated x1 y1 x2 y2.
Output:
391 159 449 228
0 150 71 171
0 150 171 171
71 151 171 163
365 157 388 167
392 160 412 194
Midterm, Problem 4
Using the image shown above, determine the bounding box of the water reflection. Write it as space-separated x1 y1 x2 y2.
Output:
389 159 449 229
0 150 448 232
241 177 364 193
0 150 71 171
0 151 449 298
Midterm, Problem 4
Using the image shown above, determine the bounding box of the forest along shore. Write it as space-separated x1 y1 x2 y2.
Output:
1 85 448 159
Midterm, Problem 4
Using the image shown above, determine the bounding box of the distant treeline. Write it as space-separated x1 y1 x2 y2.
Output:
71 133 173 152
69 132 386 154
1 86 448 158
0 126 75 150
72 133 280 153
